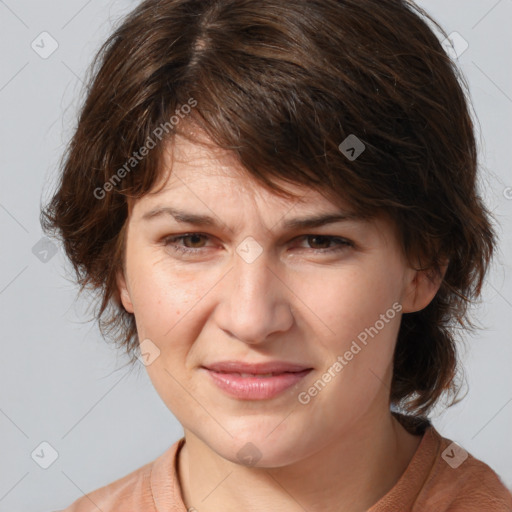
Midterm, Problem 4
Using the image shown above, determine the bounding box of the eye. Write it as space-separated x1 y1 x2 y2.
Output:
162 233 353 256
163 233 212 254
295 235 353 253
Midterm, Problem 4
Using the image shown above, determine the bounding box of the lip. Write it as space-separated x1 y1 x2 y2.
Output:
201 361 313 400
204 360 311 374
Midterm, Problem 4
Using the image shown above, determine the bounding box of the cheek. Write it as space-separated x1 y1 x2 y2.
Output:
298 260 403 415
127 253 207 338
128 257 210 413
296 260 403 347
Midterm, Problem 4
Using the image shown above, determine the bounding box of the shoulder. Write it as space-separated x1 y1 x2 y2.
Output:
56 439 184 512
415 428 512 511
57 459 155 511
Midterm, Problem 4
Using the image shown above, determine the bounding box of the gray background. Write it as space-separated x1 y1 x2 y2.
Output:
0 0 511 510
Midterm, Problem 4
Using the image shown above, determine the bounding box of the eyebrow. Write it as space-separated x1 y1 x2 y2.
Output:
141 206 363 230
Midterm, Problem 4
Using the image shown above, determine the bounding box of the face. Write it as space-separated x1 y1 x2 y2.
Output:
117 132 438 467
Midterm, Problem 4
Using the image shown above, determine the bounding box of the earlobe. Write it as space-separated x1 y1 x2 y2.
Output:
401 262 448 314
116 270 134 314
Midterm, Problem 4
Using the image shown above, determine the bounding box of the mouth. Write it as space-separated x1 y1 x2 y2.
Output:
203 360 312 374
212 371 300 378
201 361 313 400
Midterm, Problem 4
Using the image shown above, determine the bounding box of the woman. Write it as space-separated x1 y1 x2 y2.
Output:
43 0 512 510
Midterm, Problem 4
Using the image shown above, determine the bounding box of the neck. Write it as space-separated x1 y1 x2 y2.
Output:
177 408 422 512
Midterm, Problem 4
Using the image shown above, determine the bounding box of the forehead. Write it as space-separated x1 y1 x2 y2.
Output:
141 132 346 212
126 132 400 251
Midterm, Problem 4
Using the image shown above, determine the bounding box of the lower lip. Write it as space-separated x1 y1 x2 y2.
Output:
204 369 312 400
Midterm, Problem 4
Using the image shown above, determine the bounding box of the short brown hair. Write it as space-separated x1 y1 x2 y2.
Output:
41 0 496 416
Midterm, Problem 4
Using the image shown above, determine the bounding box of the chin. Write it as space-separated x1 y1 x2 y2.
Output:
203 424 311 468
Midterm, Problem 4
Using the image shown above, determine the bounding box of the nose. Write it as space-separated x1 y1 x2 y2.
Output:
215 246 294 345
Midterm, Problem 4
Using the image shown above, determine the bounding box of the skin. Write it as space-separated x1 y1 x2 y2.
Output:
117 131 445 512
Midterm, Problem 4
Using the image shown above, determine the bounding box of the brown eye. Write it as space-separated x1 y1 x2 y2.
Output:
300 235 353 252
179 234 208 248
307 235 333 249
163 233 212 254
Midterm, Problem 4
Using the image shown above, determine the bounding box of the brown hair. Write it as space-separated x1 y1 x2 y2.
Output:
41 0 496 416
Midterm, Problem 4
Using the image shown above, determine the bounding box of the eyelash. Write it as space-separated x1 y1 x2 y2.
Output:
162 233 354 255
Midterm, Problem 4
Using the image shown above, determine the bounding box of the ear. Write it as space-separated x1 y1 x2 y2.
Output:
401 261 449 313
116 269 134 314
